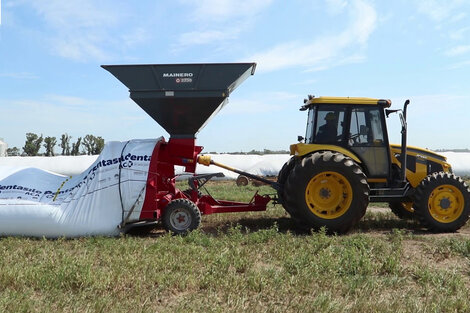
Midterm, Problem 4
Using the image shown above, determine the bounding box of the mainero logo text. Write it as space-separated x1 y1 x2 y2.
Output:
162 73 194 78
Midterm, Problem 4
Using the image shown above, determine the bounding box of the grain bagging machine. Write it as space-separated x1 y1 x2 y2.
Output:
103 62 470 235
102 63 273 234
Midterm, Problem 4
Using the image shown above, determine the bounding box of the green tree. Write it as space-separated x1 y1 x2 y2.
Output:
71 137 82 156
23 133 43 156
43 136 57 156
93 136 105 155
60 133 72 155
6 147 20 156
83 135 105 155
82 134 95 155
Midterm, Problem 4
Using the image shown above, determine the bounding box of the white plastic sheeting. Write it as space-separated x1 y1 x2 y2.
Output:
0 154 293 180
0 139 158 238
0 155 98 176
194 154 291 179
2 152 469 179
0 139 7 157
440 152 470 176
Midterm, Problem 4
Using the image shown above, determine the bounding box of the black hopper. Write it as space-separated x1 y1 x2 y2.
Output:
102 63 256 138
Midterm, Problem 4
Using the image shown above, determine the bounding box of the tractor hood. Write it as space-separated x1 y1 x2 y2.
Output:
390 144 447 162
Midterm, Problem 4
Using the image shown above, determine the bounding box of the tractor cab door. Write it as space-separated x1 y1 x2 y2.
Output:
348 107 390 178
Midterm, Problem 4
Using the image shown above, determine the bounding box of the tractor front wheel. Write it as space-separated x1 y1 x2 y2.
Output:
414 172 470 232
284 151 369 233
163 199 201 235
389 202 415 220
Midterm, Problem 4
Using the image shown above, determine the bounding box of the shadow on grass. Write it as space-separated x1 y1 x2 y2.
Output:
197 208 437 237
202 216 312 236
124 215 311 238
355 212 425 234
126 211 433 238
125 223 166 238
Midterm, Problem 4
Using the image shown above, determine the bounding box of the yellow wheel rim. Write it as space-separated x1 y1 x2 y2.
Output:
305 171 353 219
428 184 464 223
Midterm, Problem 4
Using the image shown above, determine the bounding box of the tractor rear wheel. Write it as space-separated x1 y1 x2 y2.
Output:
389 202 415 220
163 198 201 235
284 151 369 233
277 156 300 218
414 172 470 232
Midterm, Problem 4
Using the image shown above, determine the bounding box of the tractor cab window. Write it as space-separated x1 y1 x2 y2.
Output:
305 107 315 143
349 108 385 146
314 108 345 144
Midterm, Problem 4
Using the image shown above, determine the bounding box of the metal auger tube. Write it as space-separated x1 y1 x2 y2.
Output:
197 155 281 191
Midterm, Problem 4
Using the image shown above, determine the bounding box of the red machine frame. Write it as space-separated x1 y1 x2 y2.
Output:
139 137 271 221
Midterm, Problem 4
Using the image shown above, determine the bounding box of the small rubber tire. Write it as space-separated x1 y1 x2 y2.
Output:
414 172 470 232
163 199 201 235
389 202 415 220
236 175 249 186
182 189 203 200
284 151 369 233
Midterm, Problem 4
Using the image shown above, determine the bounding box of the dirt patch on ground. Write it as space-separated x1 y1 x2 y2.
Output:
365 206 470 237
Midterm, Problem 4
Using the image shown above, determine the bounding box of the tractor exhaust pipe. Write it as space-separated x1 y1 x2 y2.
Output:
400 99 410 184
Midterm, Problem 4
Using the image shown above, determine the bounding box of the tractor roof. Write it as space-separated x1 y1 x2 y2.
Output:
301 96 391 111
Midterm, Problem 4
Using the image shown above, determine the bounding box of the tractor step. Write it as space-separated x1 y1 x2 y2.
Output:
369 184 412 202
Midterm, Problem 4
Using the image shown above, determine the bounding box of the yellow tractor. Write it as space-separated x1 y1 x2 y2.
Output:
277 96 470 233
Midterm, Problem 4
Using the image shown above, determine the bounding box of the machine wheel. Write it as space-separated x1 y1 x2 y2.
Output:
182 189 203 199
236 175 249 186
284 151 369 233
277 157 302 219
389 202 415 220
414 172 470 232
163 199 201 235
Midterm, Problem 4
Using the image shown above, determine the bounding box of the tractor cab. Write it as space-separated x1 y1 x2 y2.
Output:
299 96 393 184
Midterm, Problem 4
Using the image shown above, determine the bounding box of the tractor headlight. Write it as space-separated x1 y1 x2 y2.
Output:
443 162 452 173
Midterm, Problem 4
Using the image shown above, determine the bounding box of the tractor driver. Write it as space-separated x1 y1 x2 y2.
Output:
316 112 340 143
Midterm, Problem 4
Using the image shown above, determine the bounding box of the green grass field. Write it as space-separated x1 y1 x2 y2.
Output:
1 181 469 313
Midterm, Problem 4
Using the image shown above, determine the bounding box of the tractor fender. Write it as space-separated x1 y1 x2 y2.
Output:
290 143 362 164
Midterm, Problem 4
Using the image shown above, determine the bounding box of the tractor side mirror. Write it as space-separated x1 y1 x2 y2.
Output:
385 109 400 118
297 135 304 142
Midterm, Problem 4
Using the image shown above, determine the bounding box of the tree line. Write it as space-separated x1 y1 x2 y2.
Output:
225 149 290 155
6 133 105 156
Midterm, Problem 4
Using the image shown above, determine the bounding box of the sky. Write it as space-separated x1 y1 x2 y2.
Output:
0 0 469 153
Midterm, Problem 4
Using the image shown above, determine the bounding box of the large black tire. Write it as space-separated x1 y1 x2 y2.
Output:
414 172 470 232
163 199 201 235
284 151 369 233
277 156 300 218
389 202 415 220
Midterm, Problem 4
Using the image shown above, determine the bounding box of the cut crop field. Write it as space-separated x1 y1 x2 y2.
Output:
1 180 469 313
